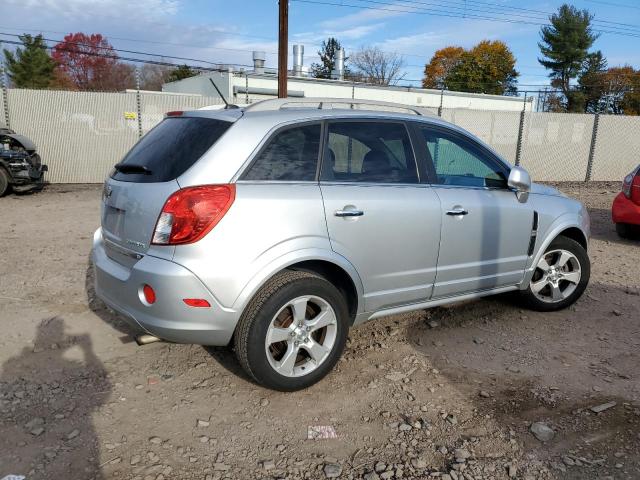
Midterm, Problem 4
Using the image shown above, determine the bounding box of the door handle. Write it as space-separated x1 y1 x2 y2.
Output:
446 208 468 216
335 209 364 217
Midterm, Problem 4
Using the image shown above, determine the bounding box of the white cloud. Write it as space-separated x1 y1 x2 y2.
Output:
1 0 277 70
319 5 405 30
7 0 179 21
381 19 529 54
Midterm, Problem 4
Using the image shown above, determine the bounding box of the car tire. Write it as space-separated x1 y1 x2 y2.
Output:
234 269 350 391
519 236 590 312
0 168 10 197
616 222 638 239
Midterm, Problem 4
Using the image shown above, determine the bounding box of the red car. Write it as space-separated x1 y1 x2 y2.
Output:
612 165 640 238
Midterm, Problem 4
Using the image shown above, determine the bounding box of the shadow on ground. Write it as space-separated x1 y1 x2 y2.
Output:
0 317 111 479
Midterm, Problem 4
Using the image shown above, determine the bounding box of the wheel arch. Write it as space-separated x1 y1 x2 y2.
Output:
232 249 364 324
557 226 588 251
522 215 590 288
286 259 359 322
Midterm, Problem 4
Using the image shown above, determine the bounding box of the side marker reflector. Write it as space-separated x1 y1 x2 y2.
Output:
183 298 211 308
143 284 156 304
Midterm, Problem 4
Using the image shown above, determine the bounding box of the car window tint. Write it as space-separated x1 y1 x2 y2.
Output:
321 122 418 184
418 127 508 188
242 124 321 181
111 117 231 183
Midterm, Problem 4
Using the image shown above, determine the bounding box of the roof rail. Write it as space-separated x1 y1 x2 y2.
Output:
243 97 434 116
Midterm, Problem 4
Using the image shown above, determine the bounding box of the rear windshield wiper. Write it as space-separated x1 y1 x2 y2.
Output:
114 163 152 175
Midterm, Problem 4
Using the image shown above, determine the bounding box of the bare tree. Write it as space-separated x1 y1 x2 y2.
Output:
350 46 405 85
139 63 172 91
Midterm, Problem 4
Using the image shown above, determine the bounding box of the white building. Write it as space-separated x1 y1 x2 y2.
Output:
162 47 533 112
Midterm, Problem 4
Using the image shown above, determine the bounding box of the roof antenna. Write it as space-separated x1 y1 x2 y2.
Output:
209 78 239 109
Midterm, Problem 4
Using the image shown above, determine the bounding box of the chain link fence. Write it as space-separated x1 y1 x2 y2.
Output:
1 87 638 183
441 107 639 182
590 115 640 182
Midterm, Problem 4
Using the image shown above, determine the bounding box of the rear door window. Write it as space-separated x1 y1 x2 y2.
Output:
321 121 419 184
241 123 321 181
111 116 231 183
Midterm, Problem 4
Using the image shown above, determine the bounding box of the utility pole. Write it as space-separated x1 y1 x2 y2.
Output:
277 0 288 98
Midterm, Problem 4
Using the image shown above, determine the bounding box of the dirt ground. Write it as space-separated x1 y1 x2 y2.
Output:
0 182 638 480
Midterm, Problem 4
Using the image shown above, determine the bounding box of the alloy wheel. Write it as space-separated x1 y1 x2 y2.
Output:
264 295 338 377
530 249 582 303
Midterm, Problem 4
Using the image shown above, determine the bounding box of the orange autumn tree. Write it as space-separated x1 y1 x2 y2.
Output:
601 66 640 115
422 46 464 89
423 41 518 95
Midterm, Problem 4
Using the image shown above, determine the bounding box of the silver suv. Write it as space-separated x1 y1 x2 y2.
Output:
93 98 591 391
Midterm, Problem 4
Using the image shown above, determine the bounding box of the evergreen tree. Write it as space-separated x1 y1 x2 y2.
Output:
167 64 197 83
310 38 348 79
538 4 598 111
3 34 56 89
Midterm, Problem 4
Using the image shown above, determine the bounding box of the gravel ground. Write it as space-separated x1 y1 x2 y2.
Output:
0 182 638 480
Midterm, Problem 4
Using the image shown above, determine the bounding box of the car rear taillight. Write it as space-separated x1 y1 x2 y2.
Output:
631 175 640 205
622 167 640 205
152 184 235 245
622 173 634 198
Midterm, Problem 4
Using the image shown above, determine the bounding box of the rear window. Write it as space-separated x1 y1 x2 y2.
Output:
111 117 231 183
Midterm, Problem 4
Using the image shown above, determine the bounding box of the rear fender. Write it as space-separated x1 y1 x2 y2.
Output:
232 248 364 316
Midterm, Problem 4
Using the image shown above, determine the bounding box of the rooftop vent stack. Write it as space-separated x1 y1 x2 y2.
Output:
332 48 345 81
253 51 266 74
293 44 304 77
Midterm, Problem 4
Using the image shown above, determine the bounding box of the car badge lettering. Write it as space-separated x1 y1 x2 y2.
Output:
126 239 146 249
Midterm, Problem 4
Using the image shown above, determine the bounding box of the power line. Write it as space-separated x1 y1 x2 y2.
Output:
0 39 250 75
291 0 640 38
585 0 640 11
0 33 256 70
0 27 281 56
392 0 640 33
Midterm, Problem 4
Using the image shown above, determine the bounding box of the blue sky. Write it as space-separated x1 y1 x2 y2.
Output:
2 0 640 92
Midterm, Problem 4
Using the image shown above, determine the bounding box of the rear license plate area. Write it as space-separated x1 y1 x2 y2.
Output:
103 205 126 238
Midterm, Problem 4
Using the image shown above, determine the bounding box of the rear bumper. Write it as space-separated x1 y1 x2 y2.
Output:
612 192 640 226
92 228 240 345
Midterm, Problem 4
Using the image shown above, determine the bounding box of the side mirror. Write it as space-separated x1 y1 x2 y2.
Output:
508 166 531 203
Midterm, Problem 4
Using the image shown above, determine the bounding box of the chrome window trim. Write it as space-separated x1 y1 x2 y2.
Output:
235 180 319 185
428 183 513 192
318 181 428 188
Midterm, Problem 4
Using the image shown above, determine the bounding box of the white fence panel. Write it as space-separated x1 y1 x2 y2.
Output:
7 89 139 183
519 112 592 181
139 93 224 134
442 108 521 163
0 87 5 127
591 115 640 181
